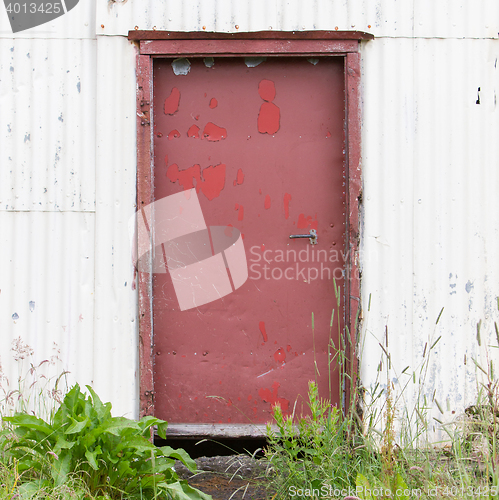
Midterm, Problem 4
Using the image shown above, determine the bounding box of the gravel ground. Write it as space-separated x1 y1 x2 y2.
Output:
176 455 274 500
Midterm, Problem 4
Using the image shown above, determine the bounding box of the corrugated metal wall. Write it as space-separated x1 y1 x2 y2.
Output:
1 0 498 428
0 4 139 417
362 36 499 431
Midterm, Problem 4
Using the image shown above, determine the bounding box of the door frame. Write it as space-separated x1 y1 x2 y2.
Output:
128 30 372 433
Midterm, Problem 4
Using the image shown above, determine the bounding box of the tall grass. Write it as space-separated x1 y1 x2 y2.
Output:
264 291 499 499
0 339 210 500
0 337 68 421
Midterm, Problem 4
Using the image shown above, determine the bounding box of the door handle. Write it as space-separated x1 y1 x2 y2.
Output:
289 229 317 245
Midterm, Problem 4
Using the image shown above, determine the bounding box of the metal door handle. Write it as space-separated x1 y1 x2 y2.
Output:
289 229 317 245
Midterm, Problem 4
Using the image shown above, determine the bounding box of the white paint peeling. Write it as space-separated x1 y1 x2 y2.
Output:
171 58 191 76
244 56 267 67
203 57 214 68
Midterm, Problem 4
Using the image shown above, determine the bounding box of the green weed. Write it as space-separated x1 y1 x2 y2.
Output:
264 296 499 500
1 383 210 500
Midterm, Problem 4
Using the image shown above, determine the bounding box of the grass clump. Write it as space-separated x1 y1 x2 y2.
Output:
264 298 499 499
1 373 211 499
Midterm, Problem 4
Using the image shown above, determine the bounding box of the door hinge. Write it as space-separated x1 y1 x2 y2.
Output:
139 99 150 126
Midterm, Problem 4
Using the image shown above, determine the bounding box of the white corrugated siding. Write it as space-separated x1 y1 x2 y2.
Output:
1 0 498 429
96 0 498 38
0 5 138 417
361 36 499 431
0 39 96 212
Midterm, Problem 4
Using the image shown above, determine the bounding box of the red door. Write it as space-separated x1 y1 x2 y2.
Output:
152 56 345 425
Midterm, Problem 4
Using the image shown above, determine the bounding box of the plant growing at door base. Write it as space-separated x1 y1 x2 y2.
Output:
2 383 211 500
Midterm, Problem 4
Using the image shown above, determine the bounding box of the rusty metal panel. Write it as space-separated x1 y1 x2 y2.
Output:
151 56 346 424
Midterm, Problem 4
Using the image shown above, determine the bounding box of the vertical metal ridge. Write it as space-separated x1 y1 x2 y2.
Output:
93 36 138 418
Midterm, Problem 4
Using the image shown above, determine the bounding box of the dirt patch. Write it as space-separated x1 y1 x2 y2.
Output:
176 455 273 500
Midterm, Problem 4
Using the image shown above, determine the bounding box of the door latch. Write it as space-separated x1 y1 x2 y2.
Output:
289 229 317 245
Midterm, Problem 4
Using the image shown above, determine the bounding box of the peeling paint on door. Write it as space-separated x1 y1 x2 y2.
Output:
153 57 345 425
258 382 289 412
187 124 200 138
164 87 180 115
203 122 227 141
166 162 226 201
259 321 268 342
264 195 271 210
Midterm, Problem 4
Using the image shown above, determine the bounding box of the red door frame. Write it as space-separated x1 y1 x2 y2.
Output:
128 30 373 422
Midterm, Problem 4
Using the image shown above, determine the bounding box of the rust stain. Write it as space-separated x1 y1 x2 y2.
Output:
259 321 268 342
164 87 180 115
297 213 318 230
168 129 181 140
203 122 227 141
187 124 200 138
258 381 289 412
132 268 137 291
258 102 280 135
283 193 292 219
286 345 292 352
264 194 271 210
326 130 332 138
209 98 218 109
258 79 276 102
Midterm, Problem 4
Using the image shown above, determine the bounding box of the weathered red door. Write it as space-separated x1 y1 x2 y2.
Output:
152 56 345 426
